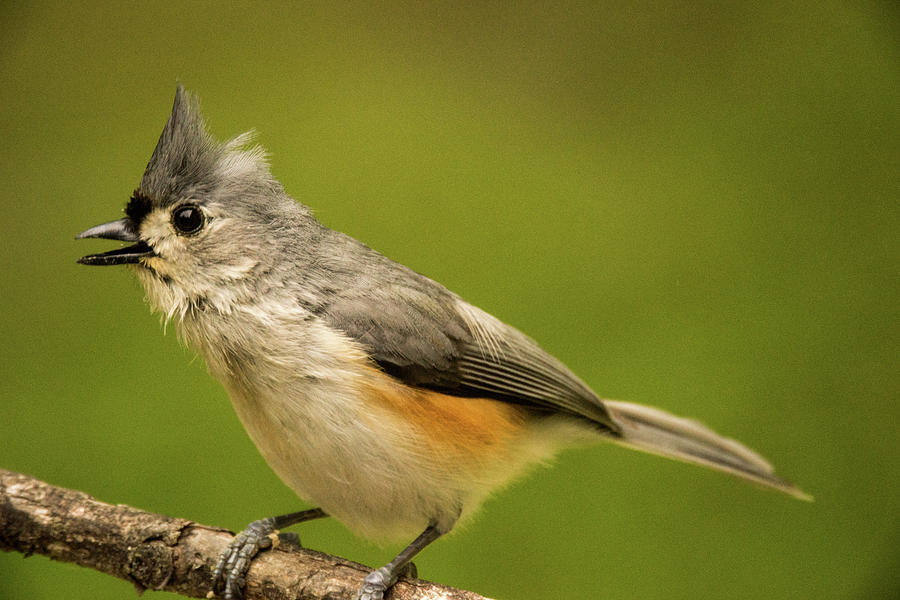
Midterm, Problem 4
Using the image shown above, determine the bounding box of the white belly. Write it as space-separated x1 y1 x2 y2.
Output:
228 375 450 540
179 302 569 541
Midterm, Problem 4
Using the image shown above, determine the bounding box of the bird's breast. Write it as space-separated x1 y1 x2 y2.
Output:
175 300 558 540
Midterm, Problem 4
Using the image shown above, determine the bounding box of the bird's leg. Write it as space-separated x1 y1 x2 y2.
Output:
209 508 327 600
355 521 449 600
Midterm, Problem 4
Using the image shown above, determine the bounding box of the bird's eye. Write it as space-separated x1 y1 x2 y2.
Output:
172 204 204 235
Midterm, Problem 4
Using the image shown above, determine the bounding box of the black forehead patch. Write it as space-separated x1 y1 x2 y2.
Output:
125 189 154 225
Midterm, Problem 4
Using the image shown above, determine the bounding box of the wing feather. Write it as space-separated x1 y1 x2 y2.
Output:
317 259 615 431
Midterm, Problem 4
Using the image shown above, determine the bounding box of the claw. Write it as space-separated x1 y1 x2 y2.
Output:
356 567 392 600
210 518 278 600
210 512 434 599
208 509 327 599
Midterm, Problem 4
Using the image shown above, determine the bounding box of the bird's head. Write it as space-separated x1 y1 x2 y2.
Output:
77 86 316 317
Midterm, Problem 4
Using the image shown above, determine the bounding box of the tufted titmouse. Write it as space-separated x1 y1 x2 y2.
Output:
77 87 808 600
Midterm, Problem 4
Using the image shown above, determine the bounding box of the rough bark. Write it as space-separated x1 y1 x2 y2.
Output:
0 469 487 600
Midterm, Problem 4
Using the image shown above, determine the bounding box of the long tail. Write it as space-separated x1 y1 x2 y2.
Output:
604 400 811 500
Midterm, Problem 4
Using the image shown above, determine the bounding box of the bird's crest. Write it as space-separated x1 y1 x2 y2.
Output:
138 85 222 205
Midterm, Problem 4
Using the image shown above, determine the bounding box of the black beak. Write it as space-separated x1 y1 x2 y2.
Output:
77 218 155 266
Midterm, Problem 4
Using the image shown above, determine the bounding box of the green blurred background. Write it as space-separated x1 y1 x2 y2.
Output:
1 2 897 599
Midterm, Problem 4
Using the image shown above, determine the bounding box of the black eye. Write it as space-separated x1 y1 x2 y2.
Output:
172 204 204 235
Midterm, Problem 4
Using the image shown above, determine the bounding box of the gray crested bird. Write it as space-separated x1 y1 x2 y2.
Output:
77 87 809 600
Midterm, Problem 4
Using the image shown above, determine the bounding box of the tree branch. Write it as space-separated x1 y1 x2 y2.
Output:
0 469 487 600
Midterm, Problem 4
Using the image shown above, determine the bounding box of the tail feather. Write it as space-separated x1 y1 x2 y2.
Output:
604 400 811 500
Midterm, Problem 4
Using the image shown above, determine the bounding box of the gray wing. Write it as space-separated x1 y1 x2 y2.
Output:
319 271 616 431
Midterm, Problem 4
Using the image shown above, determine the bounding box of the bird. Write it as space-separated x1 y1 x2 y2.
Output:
77 86 808 600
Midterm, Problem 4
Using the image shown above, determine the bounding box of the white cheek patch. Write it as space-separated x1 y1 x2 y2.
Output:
134 208 261 314
136 209 193 280
140 209 179 253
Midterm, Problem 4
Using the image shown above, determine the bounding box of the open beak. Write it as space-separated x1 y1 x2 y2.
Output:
77 218 155 266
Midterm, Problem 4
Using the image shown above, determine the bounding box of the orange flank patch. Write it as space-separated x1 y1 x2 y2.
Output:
360 367 528 460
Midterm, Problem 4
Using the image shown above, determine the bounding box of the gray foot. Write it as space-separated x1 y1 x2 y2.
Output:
355 567 394 600
208 508 325 599
210 518 279 600
355 563 416 600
